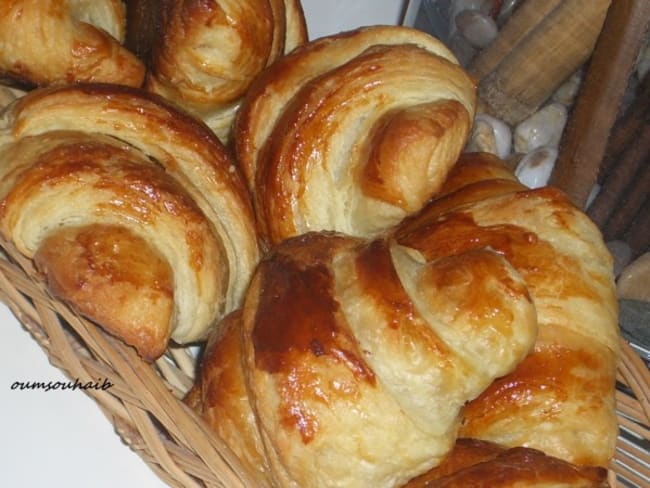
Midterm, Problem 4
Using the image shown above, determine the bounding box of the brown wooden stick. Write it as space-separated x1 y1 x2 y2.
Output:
549 0 650 209
469 0 564 80
600 75 650 180
624 196 650 259
587 124 650 228
476 0 610 125
603 155 650 241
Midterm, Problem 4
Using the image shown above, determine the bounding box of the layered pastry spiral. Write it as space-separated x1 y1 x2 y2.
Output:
190 230 538 487
145 0 308 142
0 83 259 359
234 25 477 245
0 0 145 87
189 152 619 487
395 153 620 468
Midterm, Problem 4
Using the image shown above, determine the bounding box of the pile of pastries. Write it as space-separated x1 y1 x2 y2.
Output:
0 2 620 487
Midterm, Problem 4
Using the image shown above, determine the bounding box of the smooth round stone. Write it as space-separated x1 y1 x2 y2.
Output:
514 102 568 153
455 9 498 49
447 31 479 67
450 0 494 30
466 113 512 159
514 146 557 189
617 252 650 301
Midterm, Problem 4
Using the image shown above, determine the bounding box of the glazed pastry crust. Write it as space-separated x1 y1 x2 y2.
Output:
193 230 537 488
234 25 476 245
145 0 307 141
405 438 608 488
396 152 620 467
0 84 259 358
35 224 175 360
0 0 145 87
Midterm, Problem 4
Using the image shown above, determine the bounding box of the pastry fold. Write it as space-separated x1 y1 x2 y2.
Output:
145 0 308 142
0 84 259 359
0 0 145 87
234 25 477 245
192 229 537 487
396 152 620 467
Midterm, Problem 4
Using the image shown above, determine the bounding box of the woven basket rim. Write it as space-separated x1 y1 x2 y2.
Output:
0 238 648 488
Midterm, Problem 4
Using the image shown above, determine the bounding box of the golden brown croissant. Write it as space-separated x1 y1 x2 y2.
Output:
145 0 308 142
234 25 477 246
0 0 145 87
190 230 538 487
0 83 259 359
405 438 609 487
395 152 620 467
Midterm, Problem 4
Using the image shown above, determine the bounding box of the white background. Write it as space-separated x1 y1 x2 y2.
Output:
0 1 406 487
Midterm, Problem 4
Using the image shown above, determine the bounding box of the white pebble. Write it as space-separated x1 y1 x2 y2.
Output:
514 146 558 189
514 102 568 153
467 113 512 159
455 9 499 49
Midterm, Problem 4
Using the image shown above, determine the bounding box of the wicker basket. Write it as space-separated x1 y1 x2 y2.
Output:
1 233 649 488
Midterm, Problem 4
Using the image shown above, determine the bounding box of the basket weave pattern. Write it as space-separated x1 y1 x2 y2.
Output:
1 235 649 487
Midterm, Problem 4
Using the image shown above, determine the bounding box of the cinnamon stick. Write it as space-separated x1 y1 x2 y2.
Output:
587 124 650 229
602 155 650 241
549 0 650 209
600 74 650 180
624 196 650 259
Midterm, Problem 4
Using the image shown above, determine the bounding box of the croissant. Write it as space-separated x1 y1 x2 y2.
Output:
234 25 477 245
395 152 620 467
190 230 538 487
405 438 608 487
0 0 145 88
190 151 619 486
144 0 308 142
0 83 259 359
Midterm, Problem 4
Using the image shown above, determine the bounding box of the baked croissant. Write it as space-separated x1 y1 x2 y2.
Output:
0 0 145 88
405 438 608 487
190 230 538 487
0 83 259 359
234 25 477 245
395 152 620 467
144 0 308 142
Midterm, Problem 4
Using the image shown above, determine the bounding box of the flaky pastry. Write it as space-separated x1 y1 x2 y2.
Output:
0 0 145 87
396 152 620 467
0 83 259 359
234 25 477 245
145 0 308 142
190 229 538 487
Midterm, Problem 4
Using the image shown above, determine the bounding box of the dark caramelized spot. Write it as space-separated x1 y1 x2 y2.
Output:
251 234 375 443
253 256 340 373
252 244 374 384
